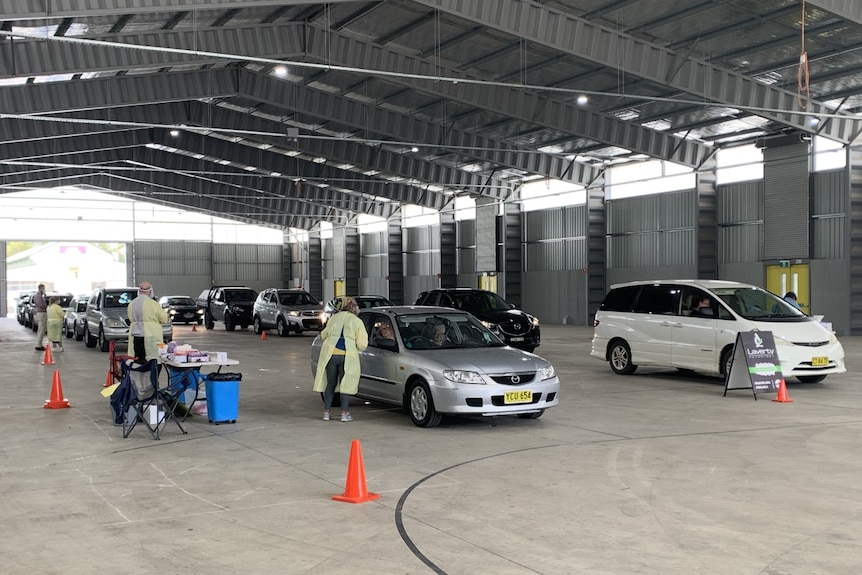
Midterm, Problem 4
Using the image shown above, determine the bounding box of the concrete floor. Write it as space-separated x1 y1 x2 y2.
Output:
1 316 860 575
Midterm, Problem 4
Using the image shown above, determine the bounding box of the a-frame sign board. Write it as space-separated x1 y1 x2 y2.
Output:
724 331 783 400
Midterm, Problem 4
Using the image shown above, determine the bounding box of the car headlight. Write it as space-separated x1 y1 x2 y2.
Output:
196 309 204 315
529 315 540 327
480 320 500 331
829 332 839 344
288 310 301 317
169 309 178 315
443 370 485 384
230 305 245 313
104 318 126 328
773 335 790 346
538 365 555 380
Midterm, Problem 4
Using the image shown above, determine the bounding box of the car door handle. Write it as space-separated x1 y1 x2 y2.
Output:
661 321 684 327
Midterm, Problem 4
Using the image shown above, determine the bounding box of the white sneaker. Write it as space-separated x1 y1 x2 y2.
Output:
322 412 331 421
340 413 353 422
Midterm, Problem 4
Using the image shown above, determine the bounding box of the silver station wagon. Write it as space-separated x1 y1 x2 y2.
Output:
310 306 560 427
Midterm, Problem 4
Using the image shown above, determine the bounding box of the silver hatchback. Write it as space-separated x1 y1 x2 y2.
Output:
310 306 560 427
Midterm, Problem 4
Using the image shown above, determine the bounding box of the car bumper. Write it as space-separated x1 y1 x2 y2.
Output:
779 341 846 377
429 376 560 416
101 325 173 342
499 328 541 349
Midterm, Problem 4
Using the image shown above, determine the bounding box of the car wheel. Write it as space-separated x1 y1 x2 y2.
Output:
205 312 214 330
75 322 84 342
98 327 110 352
797 375 827 383
517 410 545 420
64 321 72 339
720 346 734 378
253 316 263 335
224 313 235 331
406 380 442 428
84 325 96 348
277 318 289 337
608 340 637 375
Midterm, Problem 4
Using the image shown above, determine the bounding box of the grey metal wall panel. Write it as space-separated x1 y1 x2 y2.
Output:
405 252 435 276
361 231 384 255
359 276 388 296
812 169 848 260
717 181 763 224
763 143 809 259
658 190 697 229
660 229 696 266
458 247 476 275
606 265 698 286
718 225 763 263
718 263 764 286
607 196 660 234
458 219 476 246
813 218 846 259
607 233 660 268
810 258 849 335
503 205 523 306
522 270 588 325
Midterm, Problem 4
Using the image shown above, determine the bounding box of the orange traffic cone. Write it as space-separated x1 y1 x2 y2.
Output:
332 439 380 504
260 330 267 340
104 368 114 388
192 323 197 332
44 370 70 409
40 345 54 365
773 379 794 403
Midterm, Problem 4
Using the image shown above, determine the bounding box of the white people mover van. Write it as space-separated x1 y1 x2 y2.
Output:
591 280 845 383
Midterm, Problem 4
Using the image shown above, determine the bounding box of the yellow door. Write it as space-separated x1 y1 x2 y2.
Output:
766 264 809 314
478 273 497 292
334 279 346 297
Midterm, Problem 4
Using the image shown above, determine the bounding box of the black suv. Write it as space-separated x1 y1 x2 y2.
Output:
414 288 541 352
196 286 258 331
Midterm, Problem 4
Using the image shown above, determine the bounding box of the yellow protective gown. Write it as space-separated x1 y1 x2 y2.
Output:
127 295 169 360
312 311 368 395
46 303 65 342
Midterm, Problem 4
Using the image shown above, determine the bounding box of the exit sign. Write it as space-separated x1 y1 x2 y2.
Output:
779 260 790 267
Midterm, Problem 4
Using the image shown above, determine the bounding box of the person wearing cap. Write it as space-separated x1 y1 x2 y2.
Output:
312 296 368 422
128 282 168 362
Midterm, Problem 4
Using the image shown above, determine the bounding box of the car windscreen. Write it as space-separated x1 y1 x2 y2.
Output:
396 312 505 350
168 297 195 306
104 291 136 308
280 292 318 306
359 298 392 308
58 295 74 307
225 289 257 301
712 287 806 320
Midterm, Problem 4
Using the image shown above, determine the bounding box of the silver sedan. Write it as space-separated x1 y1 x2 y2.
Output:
310 306 560 427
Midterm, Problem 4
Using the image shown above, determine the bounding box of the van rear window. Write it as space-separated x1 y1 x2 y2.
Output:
600 286 640 311
634 285 676 314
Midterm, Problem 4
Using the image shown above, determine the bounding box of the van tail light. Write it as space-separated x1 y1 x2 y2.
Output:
593 319 600 327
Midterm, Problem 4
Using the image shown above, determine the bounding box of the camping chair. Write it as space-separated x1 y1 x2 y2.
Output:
116 359 187 439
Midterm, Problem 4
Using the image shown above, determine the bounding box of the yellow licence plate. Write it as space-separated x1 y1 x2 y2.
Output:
811 356 829 367
504 390 533 404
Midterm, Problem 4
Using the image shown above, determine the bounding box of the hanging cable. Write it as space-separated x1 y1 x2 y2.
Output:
797 0 810 110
